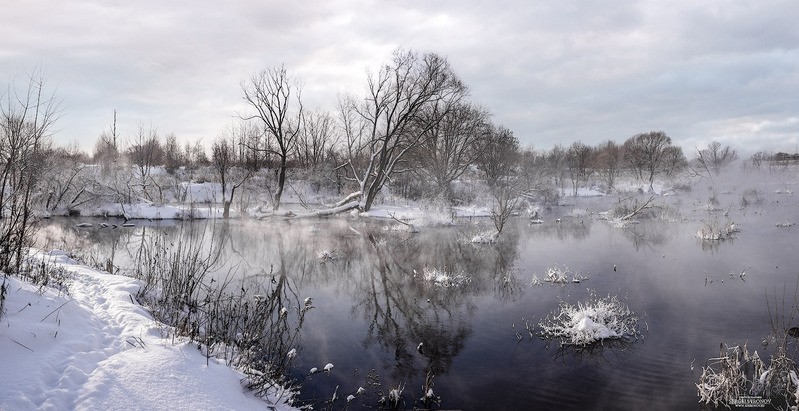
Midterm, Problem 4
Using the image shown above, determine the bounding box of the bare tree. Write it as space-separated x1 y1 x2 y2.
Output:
545 144 568 195
662 145 687 178
0 72 60 274
93 110 119 164
693 141 738 178
566 141 593 196
126 123 163 201
40 145 93 214
241 65 303 211
212 124 254 218
338 49 466 211
623 131 677 191
413 102 489 200
476 125 519 188
296 108 336 169
594 140 621 192
163 132 185 174
489 181 521 235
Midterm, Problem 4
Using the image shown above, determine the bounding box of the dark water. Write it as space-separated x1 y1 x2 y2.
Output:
35 186 799 410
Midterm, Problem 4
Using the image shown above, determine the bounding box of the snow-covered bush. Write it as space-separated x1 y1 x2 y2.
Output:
697 220 739 241
422 266 471 288
530 265 588 285
539 292 641 346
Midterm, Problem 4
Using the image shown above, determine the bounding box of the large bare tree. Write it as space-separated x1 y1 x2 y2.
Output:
623 131 677 191
241 65 303 211
412 102 489 200
476 125 519 188
338 49 466 211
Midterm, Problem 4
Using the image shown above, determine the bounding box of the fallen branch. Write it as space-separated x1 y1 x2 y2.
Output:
619 196 657 221
292 201 360 219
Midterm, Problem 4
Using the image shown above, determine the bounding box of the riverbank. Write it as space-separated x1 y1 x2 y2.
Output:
0 250 293 410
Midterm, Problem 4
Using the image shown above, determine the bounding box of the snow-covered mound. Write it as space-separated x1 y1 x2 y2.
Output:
539 293 641 346
0 251 294 410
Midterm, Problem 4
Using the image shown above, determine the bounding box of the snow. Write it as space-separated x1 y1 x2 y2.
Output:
563 187 605 197
422 267 472 287
91 201 224 220
538 293 640 346
572 315 619 340
0 251 294 410
182 182 223 203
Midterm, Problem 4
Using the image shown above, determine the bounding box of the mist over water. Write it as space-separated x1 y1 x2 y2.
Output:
36 166 799 410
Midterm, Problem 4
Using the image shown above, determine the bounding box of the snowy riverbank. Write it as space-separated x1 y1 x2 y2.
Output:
0 250 293 410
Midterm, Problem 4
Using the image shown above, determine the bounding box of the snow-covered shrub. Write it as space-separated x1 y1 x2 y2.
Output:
422 266 471 288
530 265 588 285
697 220 739 241
539 292 640 346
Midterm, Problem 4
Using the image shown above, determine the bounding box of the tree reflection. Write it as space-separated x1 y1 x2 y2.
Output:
621 223 668 252
346 225 522 405
524 218 591 242
354 232 473 384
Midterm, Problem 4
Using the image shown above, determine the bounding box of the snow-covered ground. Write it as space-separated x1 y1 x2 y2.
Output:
0 251 293 410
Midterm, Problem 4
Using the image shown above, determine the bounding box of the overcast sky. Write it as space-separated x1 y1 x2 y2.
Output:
2 0 797 156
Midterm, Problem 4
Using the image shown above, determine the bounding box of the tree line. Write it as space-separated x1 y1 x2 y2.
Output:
3 49 778 231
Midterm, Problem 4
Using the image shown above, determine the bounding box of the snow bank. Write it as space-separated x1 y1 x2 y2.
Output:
0 251 294 410
89 202 224 220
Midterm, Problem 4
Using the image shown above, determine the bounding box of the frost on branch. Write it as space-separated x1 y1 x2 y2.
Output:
539 292 641 346
697 343 799 409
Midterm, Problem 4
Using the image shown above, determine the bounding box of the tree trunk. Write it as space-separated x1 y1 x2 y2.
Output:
273 157 287 211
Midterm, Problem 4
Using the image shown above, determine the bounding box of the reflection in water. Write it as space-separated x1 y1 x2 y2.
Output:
697 236 737 253
621 223 669 251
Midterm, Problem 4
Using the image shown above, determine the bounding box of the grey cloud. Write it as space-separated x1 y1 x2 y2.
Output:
1 0 797 155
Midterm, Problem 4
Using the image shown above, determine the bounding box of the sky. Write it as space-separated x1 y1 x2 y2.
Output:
1 0 797 156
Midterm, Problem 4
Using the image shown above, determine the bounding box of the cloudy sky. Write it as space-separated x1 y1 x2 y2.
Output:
2 0 797 156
